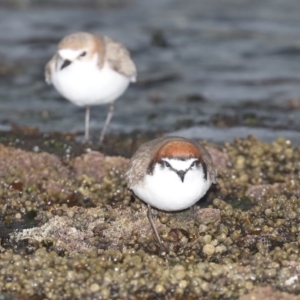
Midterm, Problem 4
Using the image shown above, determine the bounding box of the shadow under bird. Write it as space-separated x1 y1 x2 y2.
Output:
45 32 137 143
126 136 217 250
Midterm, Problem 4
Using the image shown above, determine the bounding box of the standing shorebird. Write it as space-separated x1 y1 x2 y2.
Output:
45 32 137 143
126 136 217 249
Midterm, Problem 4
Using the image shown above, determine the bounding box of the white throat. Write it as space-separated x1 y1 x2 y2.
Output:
133 158 212 211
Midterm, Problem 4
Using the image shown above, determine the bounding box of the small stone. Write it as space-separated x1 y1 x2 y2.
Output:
235 155 245 169
100 287 110 298
155 284 165 293
178 280 188 289
245 281 253 290
200 281 210 292
215 245 227 254
203 244 215 256
90 283 100 293
202 235 212 244
15 213 21 219
264 268 277 278
171 265 186 280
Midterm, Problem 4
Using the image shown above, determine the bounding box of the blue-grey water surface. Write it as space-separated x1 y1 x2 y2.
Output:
0 0 300 144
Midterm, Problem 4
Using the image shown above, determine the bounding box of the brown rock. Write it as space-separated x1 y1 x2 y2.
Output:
207 147 229 170
246 184 280 201
196 208 221 225
104 156 129 173
0 144 70 196
72 151 105 181
239 286 300 300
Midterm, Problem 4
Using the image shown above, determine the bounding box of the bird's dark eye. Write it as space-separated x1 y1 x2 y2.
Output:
191 161 198 167
164 161 171 168
80 51 87 57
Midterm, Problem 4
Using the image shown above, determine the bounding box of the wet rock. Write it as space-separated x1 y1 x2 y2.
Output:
104 156 129 173
288 98 300 109
0 144 70 184
196 208 221 225
10 207 106 254
0 62 16 76
0 135 300 299
138 72 180 87
0 144 72 200
73 151 106 181
151 29 169 48
246 183 280 201
207 146 229 170
177 93 207 102
239 286 300 300
202 244 215 256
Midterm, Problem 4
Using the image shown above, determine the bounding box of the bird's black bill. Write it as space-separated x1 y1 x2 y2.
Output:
61 59 72 70
177 170 186 182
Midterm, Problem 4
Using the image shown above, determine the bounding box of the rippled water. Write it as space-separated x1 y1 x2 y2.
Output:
1 0 300 144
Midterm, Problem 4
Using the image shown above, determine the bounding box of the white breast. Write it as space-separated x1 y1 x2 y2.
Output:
51 60 130 107
132 163 212 211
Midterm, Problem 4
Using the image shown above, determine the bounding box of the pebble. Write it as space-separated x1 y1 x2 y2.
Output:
203 244 215 256
90 283 100 293
154 284 165 293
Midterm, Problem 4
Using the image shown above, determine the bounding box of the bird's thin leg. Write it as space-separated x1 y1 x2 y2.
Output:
85 106 90 142
191 205 196 220
99 104 114 144
147 204 165 251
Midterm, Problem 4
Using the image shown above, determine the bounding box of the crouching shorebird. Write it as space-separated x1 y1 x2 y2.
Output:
126 136 217 250
45 32 137 143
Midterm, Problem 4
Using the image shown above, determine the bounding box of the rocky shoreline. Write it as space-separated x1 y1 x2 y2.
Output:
0 130 300 299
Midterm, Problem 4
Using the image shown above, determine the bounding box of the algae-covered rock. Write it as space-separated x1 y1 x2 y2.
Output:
239 286 300 300
0 135 300 299
73 151 106 181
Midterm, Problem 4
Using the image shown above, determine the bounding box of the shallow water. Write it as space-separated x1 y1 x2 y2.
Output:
0 0 300 144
